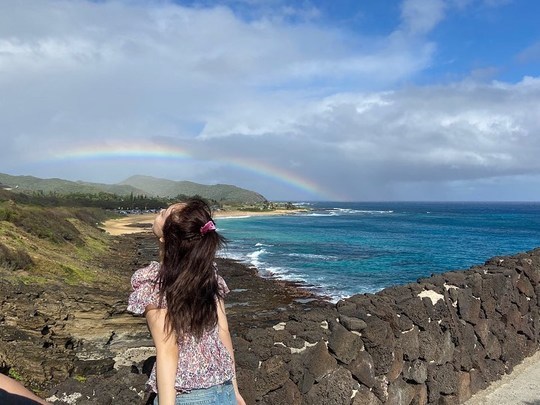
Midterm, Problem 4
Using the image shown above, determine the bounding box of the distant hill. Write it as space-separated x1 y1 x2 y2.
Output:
119 175 267 204
0 173 144 196
0 173 267 204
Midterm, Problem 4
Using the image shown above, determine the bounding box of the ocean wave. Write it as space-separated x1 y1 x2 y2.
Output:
293 202 313 207
245 248 267 267
288 253 338 261
301 208 394 217
216 250 245 262
330 208 394 215
263 266 308 282
219 249 369 303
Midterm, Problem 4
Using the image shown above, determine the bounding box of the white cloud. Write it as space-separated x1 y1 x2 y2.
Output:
400 0 446 35
1 0 539 201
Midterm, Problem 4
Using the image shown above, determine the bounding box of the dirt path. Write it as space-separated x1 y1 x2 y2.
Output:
464 350 540 405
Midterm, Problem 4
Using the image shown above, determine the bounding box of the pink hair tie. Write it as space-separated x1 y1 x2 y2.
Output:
200 220 216 235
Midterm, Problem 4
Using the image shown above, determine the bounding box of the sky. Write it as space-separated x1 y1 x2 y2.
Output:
1 0 539 202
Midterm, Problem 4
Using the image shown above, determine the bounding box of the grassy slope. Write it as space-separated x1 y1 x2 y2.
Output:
0 201 121 287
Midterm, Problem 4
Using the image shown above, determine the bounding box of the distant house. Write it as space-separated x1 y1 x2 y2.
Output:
0 182 13 191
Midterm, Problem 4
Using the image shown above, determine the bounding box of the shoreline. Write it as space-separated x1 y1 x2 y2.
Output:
2 213 538 403
101 213 331 302
99 213 540 405
101 208 307 236
101 212 329 302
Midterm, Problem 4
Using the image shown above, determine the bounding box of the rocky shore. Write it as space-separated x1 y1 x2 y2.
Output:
1 230 539 404
1 232 333 404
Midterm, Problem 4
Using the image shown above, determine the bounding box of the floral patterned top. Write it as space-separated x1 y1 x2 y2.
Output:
127 261 235 393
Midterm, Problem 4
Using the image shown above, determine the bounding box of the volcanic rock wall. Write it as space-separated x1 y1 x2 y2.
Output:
236 248 540 404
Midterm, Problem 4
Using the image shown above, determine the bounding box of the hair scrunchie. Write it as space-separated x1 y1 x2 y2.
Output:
200 220 216 236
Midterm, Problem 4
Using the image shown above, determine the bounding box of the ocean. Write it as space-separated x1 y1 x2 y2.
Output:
216 202 540 302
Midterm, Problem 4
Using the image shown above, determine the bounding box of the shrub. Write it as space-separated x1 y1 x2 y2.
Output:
0 242 34 271
8 368 23 381
0 204 83 244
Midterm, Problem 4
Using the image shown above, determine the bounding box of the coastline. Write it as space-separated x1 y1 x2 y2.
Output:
100 212 328 302
101 208 307 236
100 210 540 405
2 211 538 404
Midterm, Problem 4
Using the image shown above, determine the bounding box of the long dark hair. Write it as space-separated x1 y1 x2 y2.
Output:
156 198 226 339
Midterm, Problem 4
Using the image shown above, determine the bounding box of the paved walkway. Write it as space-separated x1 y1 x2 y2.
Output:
464 350 540 405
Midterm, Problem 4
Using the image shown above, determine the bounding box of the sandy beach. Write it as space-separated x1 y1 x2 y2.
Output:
101 209 306 235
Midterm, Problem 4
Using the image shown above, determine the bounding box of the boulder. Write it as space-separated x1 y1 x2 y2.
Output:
328 321 363 364
304 367 355 405
348 350 376 388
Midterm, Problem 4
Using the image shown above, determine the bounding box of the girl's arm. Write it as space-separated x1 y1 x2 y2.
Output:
0 373 50 404
146 308 179 405
217 299 246 405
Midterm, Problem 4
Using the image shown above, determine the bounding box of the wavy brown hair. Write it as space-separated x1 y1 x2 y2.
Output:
156 198 226 340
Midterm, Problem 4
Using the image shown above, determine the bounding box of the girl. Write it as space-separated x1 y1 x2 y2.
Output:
128 199 246 405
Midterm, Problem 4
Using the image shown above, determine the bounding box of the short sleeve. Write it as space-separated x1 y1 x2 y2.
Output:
213 262 230 296
127 262 161 315
217 275 230 295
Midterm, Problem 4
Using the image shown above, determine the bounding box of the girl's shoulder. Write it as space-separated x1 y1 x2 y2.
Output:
127 262 161 315
130 261 160 289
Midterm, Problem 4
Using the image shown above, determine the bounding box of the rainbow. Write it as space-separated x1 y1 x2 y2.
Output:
224 156 336 199
50 142 190 161
47 143 342 200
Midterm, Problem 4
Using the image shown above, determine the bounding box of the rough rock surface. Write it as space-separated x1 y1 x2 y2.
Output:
1 233 539 404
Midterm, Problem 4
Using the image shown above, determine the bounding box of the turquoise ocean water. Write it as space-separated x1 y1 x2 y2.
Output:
217 202 540 301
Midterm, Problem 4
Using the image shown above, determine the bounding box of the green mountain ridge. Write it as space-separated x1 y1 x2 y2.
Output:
120 175 267 204
0 173 145 196
0 173 266 204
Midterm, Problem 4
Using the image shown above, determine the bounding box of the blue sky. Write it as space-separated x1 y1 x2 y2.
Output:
1 0 539 201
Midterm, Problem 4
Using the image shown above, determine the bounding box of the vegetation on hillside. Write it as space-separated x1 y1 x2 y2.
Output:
0 173 144 196
0 187 217 211
0 188 298 288
1 172 267 204
120 175 267 204
0 200 118 286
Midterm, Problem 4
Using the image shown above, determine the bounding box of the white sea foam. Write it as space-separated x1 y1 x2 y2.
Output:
264 266 308 282
216 250 245 262
221 249 350 303
330 208 394 215
288 253 338 261
246 248 267 267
